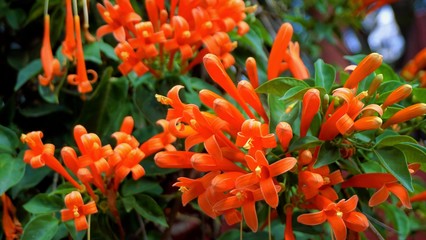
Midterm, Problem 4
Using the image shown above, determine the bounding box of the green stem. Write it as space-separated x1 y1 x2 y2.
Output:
240 220 243 240
44 0 49 15
87 214 91 240
268 207 271 240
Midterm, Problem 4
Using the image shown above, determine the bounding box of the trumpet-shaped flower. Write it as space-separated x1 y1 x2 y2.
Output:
343 53 383 89
235 119 276 155
61 191 98 231
62 0 76 60
1 194 22 240
39 15 62 87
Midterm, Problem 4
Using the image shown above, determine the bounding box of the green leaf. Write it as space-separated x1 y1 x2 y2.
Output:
133 85 168 126
280 86 307 102
375 135 417 148
122 194 168 227
39 84 59 104
288 136 323 152
98 41 119 61
24 193 64 214
412 88 426 103
6 8 26 30
0 125 19 154
395 143 426 172
11 166 50 198
77 68 130 139
83 42 102 64
19 104 71 117
0 153 25 194
381 204 410 240
344 54 400 82
314 142 341 168
373 148 413 191
21 214 59 240
218 229 269 240
314 59 336 93
257 77 309 96
121 179 163 197
14 59 41 91
382 106 403 119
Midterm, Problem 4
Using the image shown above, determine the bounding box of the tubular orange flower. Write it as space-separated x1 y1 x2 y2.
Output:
235 119 276 155
297 195 369 240
301 89 321 137
114 41 149 76
67 15 98 94
164 16 194 61
112 116 139 149
342 173 412 208
61 191 98 231
343 53 383 89
401 48 426 80
382 103 426 129
154 151 194 168
285 41 310 79
139 119 177 156
381 84 412 110
284 205 295 240
410 191 426 203
367 74 383 96
236 150 297 208
267 23 293 80
62 0 76 61
237 80 268 123
111 143 146 190
245 57 259 88
275 122 293 152
203 53 255 119
353 116 382 131
173 171 220 206
128 21 165 58
38 14 62 87
1 194 23 240
298 167 343 201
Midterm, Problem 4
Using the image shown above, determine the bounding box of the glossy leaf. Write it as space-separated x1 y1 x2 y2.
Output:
0 153 25 194
11 166 50 198
288 136 323 152
21 214 59 240
14 59 41 91
373 148 413 192
121 179 163 197
84 42 102 64
257 77 309 96
24 193 63 214
412 88 426 103
314 141 341 168
122 194 168 227
314 59 336 93
0 125 19 154
395 143 426 172
375 135 417 148
381 204 409 240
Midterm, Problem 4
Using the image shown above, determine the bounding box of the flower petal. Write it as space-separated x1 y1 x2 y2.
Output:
327 215 347 240
297 211 326 225
368 185 389 207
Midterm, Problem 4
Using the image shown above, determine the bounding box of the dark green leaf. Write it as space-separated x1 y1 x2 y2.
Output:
0 125 19 154
395 143 426 172
77 68 130 139
84 42 102 64
24 193 64 214
21 214 59 240
39 84 58 104
6 9 26 30
381 204 409 240
373 148 413 191
314 142 341 168
289 136 323 152
121 178 163 197
0 153 25 194
98 41 119 61
14 59 41 91
133 85 168 126
122 194 168 227
382 106 403 119
375 135 417 148
314 59 336 93
11 166 50 198
218 229 269 240
257 77 309 96
412 88 426 103
19 104 71 117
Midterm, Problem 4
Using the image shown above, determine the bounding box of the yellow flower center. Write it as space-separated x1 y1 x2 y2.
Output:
236 191 245 201
142 30 149 38
179 186 189 193
255 166 262 178
323 177 330 185
336 211 343 217
155 94 172 105
120 52 129 61
182 31 191 39
73 206 80 217
204 21 212 29
243 138 254 150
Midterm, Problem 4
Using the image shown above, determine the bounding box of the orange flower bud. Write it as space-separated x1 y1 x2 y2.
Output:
354 116 382 131
381 84 412 110
382 103 426 129
344 53 383 89
367 74 383 96
276 122 293 151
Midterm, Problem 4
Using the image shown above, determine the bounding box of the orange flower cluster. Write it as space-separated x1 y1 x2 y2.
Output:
39 0 98 94
20 116 176 231
96 0 252 77
1 194 23 240
150 22 426 239
401 48 426 87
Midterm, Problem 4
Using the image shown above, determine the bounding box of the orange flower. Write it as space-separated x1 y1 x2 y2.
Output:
285 41 310 79
62 0 76 61
343 53 383 89
203 54 256 119
245 57 259 88
235 119 276 155
381 84 412 110
163 16 194 61
128 21 165 58
401 48 426 80
267 23 293 80
114 41 149 76
297 195 369 240
20 132 81 189
341 172 412 208
300 89 321 137
410 191 426 203
367 74 383 96
110 143 145 190
154 151 194 169
237 80 268 123
61 191 98 231
284 205 295 240
1 194 22 240
67 15 98 94
353 116 382 131
275 122 293 152
96 0 142 42
382 103 426 129
139 119 177 156
38 14 62 87
112 116 139 149
298 168 343 201
236 150 296 208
